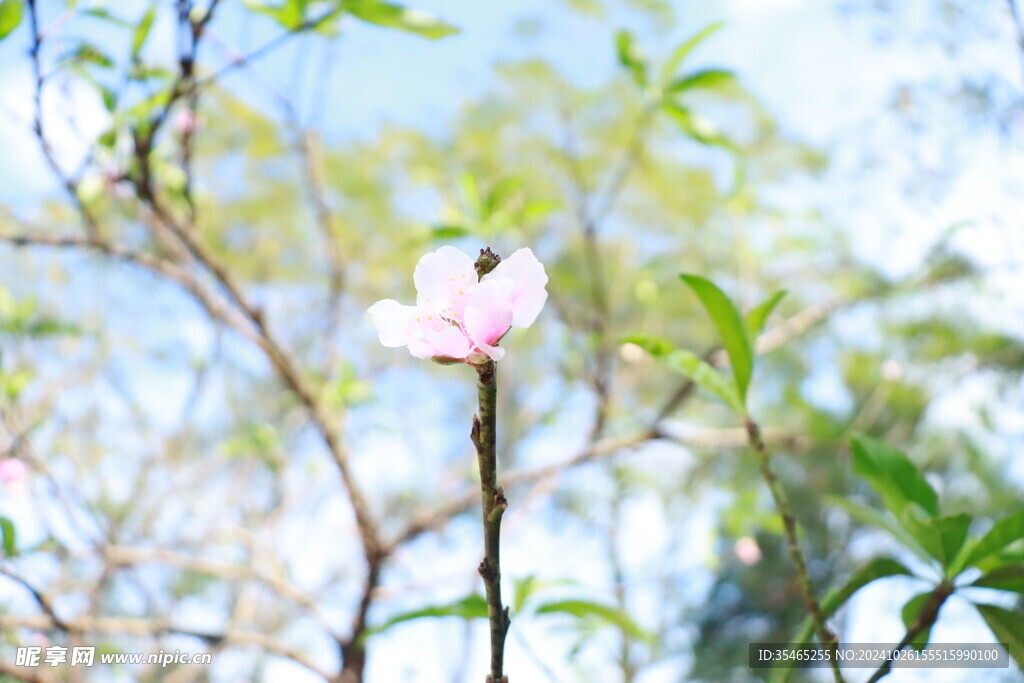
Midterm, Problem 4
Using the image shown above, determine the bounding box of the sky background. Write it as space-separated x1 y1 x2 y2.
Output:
1 0 1023 681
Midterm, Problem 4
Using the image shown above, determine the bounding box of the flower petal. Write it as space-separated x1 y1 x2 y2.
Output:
369 299 472 360
423 325 473 359
407 328 471 360
413 245 477 321
484 247 548 328
367 299 417 347
0 458 28 485
472 341 506 362
464 277 515 350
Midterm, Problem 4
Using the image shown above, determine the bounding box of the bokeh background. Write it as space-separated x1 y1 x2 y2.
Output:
0 0 1022 681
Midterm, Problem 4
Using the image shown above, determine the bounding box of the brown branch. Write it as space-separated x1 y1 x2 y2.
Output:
0 233 254 338
472 359 510 682
25 0 100 240
299 128 347 363
129 81 383 681
102 545 339 638
744 417 843 683
865 582 953 683
0 567 70 632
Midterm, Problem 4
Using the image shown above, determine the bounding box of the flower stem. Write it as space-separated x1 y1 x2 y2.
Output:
472 359 510 682
744 416 844 683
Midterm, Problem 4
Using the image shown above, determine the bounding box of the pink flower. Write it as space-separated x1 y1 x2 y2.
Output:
173 109 197 135
0 458 29 494
734 537 762 566
368 246 548 363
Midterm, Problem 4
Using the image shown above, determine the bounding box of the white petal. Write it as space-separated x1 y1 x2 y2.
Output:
413 245 477 318
367 299 416 347
473 341 506 361
484 247 548 328
428 325 473 359
406 336 437 359
405 307 473 360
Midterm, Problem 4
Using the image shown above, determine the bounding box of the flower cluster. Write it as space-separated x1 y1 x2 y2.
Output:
368 246 547 363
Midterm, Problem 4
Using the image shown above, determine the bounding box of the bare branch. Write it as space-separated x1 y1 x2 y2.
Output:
0 567 70 632
103 545 341 639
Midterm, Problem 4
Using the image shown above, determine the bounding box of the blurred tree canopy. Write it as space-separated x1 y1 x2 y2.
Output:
0 0 1022 681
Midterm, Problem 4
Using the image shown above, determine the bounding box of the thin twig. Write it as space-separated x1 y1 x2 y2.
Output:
744 417 843 683
865 582 953 683
472 250 511 682
25 0 100 240
0 567 71 632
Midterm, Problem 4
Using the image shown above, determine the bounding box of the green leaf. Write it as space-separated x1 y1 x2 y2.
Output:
901 592 935 651
98 128 117 149
780 557 914 668
970 565 1024 595
513 575 537 613
0 0 22 41
65 44 115 69
81 8 131 27
124 89 172 125
679 274 753 405
128 64 174 83
899 512 972 573
667 68 736 94
928 512 972 574
660 20 726 81
343 0 458 40
132 4 157 58
534 599 653 642
623 335 743 413
0 516 16 556
483 177 523 218
975 603 1024 671
663 103 736 150
662 348 743 413
974 550 1024 574
99 85 119 112
826 496 933 564
615 30 647 86
430 224 470 240
364 594 487 638
745 290 787 343
850 436 939 518
245 0 306 30
823 557 915 615
964 509 1024 568
522 198 561 222
0 370 33 400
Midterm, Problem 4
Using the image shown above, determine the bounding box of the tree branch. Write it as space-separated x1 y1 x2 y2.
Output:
744 417 843 683
865 582 953 683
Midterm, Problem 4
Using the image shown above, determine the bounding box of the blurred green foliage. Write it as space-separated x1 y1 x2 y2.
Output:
0 0 1021 680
